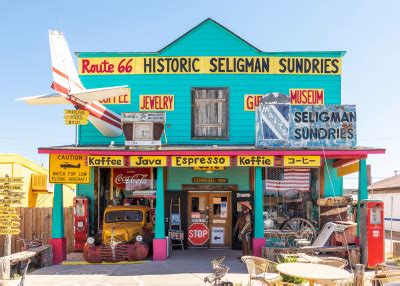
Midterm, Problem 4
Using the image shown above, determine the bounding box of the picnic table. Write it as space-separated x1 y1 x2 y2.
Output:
277 262 351 286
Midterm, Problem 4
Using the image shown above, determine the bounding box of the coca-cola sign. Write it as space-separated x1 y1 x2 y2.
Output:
113 168 152 190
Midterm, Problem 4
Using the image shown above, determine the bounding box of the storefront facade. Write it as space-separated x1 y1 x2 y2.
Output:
38 19 385 263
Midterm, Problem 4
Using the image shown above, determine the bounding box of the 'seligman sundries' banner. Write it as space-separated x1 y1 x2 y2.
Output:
78 57 342 75
256 104 356 148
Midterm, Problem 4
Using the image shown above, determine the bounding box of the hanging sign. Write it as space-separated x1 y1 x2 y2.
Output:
290 89 324 105
192 177 228 183
64 110 89 125
237 156 275 167
79 57 341 75
139 95 174 111
171 156 230 167
0 177 23 183
193 166 225 171
256 103 356 148
0 184 23 190
49 154 90 184
130 156 167 167
244 95 263 111
0 221 20 227
0 228 21 235
87 156 124 167
168 229 184 240
113 168 152 191
99 88 131 105
283 156 321 167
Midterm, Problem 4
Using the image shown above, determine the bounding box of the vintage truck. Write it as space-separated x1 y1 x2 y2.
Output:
83 205 154 262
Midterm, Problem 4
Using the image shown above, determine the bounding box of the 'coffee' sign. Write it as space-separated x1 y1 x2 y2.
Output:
130 156 167 167
171 156 230 167
139 95 174 111
237 156 274 167
87 156 124 167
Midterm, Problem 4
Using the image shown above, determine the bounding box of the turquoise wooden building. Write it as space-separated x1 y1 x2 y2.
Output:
38 19 384 263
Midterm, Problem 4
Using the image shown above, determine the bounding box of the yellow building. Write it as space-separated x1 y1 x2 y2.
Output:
0 154 75 207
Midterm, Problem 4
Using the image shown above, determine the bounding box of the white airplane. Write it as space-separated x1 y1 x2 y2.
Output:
17 30 126 137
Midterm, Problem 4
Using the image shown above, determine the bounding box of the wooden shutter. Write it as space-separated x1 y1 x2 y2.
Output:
192 88 228 138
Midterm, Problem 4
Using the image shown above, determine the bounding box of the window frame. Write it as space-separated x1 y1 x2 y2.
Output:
191 87 230 140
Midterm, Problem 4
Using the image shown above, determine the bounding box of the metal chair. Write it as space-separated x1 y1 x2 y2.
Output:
241 256 282 286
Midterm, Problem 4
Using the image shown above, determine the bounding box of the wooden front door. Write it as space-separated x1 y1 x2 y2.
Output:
187 192 231 248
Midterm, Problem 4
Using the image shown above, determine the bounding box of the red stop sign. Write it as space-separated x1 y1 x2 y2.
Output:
188 223 209 245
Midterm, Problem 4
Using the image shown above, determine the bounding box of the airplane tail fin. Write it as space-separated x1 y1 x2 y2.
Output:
49 30 84 95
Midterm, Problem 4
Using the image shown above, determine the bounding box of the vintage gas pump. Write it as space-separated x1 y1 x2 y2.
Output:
359 199 384 268
73 196 90 251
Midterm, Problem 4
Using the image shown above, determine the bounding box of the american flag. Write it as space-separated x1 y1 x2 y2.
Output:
265 168 310 195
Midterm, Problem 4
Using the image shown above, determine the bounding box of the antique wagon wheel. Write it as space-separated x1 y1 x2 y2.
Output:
281 217 317 242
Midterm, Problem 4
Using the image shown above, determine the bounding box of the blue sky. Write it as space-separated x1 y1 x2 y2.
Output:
0 0 398 188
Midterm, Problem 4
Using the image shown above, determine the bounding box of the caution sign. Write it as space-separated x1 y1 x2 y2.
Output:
49 154 90 184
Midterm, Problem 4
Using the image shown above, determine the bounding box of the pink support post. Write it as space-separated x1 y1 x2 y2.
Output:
252 238 266 257
51 237 67 264
153 238 167 261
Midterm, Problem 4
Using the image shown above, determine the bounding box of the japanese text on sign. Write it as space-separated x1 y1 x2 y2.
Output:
78 57 342 75
49 154 90 184
283 156 321 167
171 156 230 167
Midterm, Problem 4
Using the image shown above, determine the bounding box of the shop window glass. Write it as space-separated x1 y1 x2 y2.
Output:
105 210 143 223
192 88 229 139
263 167 319 230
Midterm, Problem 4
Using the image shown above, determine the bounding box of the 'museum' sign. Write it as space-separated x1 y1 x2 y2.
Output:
256 104 356 148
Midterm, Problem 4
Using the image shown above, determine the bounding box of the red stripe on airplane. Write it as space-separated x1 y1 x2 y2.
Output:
52 67 84 90
89 101 121 123
51 81 70 95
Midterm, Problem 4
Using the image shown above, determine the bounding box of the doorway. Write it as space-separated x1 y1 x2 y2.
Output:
187 192 232 248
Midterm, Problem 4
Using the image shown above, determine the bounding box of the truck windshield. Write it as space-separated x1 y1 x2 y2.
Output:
105 210 143 223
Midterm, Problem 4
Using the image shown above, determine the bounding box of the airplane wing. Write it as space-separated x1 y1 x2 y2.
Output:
16 93 69 105
70 86 129 102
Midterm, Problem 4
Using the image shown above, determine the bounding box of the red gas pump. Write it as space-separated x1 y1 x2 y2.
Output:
360 199 384 268
73 196 90 251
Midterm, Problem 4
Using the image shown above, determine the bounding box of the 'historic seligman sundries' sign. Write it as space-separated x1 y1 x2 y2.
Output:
256 104 356 148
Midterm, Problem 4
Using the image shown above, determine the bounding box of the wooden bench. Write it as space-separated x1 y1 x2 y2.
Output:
0 245 52 283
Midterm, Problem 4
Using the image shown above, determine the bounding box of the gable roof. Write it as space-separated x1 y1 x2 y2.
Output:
369 175 400 191
159 18 261 54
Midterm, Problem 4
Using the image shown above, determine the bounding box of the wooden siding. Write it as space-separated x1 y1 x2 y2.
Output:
0 207 74 256
77 20 342 146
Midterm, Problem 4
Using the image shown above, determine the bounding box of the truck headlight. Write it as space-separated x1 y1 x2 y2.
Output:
136 235 143 242
87 237 95 245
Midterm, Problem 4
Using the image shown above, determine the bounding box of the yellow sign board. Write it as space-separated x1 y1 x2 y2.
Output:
0 184 23 190
139 95 174 111
244 95 263 111
283 156 321 167
64 110 89 115
0 177 23 183
130 156 167 167
337 162 359 177
87 156 124 167
171 156 230 167
64 119 89 125
0 214 20 220
0 207 16 212
289 89 324 105
0 228 20 235
78 57 342 76
193 166 225 171
237 156 275 167
0 221 20 227
99 88 131 105
64 114 88 120
49 154 90 184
